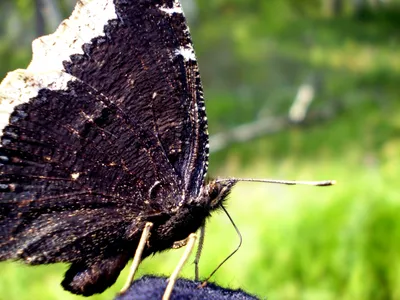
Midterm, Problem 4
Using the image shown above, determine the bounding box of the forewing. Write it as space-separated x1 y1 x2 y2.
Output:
0 0 205 263
62 0 209 198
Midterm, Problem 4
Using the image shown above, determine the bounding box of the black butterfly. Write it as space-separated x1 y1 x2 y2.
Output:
0 0 237 296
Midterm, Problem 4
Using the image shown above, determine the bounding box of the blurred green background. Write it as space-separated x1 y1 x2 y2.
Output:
1 0 400 299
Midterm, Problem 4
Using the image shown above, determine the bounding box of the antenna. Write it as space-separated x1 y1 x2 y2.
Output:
199 204 242 288
216 177 336 187
197 176 335 287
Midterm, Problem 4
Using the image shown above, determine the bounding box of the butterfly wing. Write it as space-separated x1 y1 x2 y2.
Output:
0 0 208 295
62 0 209 198
60 0 209 198
0 73 177 259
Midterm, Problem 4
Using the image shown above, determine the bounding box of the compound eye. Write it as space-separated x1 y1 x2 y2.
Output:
208 183 221 202
205 180 235 209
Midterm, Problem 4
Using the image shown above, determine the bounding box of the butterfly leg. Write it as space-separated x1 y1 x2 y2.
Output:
194 224 206 281
163 233 197 300
119 222 153 295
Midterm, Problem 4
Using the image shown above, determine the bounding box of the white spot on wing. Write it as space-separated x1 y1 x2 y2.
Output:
175 45 196 62
71 172 80 180
158 0 183 15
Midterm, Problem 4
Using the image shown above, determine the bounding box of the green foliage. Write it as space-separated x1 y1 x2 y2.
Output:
1 0 400 299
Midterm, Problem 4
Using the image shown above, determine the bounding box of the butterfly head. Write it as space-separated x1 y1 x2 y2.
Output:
204 179 237 209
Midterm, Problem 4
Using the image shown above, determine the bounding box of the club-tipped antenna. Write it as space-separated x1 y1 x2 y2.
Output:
216 177 336 187
198 176 335 287
199 204 242 288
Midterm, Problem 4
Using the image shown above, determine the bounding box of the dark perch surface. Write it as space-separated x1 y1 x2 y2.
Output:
115 275 260 300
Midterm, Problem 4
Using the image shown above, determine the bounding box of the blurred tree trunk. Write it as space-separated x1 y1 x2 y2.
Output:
323 0 344 17
332 0 343 16
35 0 63 36
34 0 45 36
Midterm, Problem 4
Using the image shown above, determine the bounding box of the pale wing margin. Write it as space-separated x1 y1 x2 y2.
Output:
0 0 119 138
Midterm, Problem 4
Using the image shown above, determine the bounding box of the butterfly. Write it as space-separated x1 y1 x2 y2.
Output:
0 0 238 297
